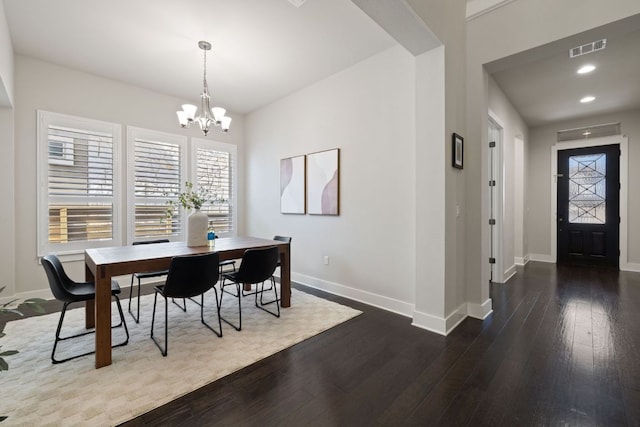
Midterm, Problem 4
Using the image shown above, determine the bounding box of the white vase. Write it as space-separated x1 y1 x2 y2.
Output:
187 209 208 247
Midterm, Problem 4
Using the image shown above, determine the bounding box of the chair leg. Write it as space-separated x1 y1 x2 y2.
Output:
255 277 280 318
219 278 242 331
200 289 223 337
172 297 187 312
52 297 131 364
113 295 130 347
150 291 168 357
128 275 141 323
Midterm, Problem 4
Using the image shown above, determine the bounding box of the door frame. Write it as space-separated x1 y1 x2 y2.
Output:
550 135 628 266
488 110 504 283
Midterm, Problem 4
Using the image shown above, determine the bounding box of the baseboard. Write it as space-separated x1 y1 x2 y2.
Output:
292 273 414 318
503 265 517 283
514 255 529 266
467 298 493 320
411 310 447 335
621 262 640 273
0 288 53 306
529 253 555 263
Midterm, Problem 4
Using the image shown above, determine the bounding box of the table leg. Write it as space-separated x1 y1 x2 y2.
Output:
84 264 95 329
280 246 291 308
94 267 112 368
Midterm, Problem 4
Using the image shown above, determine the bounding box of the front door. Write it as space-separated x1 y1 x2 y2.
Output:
557 144 620 267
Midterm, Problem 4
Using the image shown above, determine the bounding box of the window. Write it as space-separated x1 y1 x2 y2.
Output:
37 111 122 256
38 116 237 256
192 138 237 236
126 127 187 242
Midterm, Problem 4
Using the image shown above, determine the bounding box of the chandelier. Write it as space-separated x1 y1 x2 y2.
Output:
176 41 231 135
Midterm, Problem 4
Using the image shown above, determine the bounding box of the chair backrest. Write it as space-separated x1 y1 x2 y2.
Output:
41 254 78 303
133 239 170 246
162 252 220 299
273 235 292 244
235 246 279 284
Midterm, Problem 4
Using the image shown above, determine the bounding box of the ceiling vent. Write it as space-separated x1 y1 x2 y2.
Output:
569 39 607 58
287 0 307 7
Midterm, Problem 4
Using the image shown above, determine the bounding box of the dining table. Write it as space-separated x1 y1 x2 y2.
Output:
84 236 291 368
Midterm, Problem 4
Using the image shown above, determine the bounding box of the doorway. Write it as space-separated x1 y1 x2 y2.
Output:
557 144 620 267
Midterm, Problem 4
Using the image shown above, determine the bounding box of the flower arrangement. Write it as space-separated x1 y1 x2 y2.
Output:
165 181 211 218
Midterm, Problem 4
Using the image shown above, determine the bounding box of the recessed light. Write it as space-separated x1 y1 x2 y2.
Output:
580 96 596 103
583 131 592 136
577 64 596 74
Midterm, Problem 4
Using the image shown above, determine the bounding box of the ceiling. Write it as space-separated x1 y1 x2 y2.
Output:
5 1 638 127
487 13 640 127
2 0 397 114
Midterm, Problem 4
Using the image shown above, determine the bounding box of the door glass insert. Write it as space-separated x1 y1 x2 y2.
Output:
568 153 606 224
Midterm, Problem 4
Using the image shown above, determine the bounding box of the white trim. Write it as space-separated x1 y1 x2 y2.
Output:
503 264 517 282
467 298 493 320
292 272 414 318
466 0 518 21
551 135 628 267
514 255 529 266
488 110 505 283
411 310 447 336
294 273 482 336
0 288 54 306
622 263 640 273
529 253 555 263
445 304 468 334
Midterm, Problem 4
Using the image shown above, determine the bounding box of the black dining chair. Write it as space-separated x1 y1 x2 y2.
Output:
241 236 290 305
128 239 171 323
219 246 280 331
150 252 222 356
41 254 129 364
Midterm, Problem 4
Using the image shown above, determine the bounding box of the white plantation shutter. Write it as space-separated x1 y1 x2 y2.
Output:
37 111 122 255
192 139 237 236
127 127 187 242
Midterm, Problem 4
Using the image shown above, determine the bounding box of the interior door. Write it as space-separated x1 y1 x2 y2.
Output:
557 144 620 267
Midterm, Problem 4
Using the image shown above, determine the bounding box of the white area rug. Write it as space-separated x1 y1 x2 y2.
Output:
1 288 361 426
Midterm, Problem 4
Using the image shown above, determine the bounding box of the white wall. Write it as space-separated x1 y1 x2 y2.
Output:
527 108 640 266
0 0 14 106
487 75 529 278
10 55 244 299
245 45 417 316
0 108 15 297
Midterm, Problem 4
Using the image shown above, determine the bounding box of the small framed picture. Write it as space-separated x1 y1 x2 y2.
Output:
452 133 464 169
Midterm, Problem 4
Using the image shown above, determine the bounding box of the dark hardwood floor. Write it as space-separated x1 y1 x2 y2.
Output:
5 262 639 426
119 262 640 426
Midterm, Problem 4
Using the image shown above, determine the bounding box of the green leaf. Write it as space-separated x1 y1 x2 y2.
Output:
0 358 8 371
0 309 24 317
0 350 18 356
0 309 24 316
1 298 19 308
0 415 8 422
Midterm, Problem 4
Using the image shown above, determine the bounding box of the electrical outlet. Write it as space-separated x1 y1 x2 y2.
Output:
323 255 329 265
